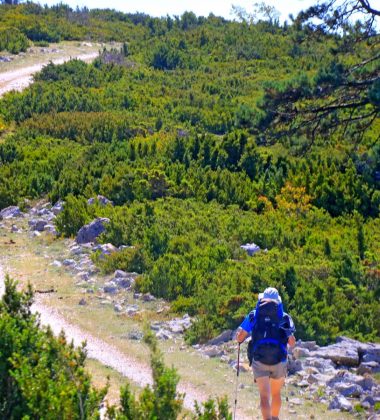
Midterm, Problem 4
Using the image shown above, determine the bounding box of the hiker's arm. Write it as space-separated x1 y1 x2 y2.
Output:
235 327 249 343
288 335 296 348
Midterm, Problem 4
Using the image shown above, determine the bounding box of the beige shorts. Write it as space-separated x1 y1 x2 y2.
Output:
252 360 287 380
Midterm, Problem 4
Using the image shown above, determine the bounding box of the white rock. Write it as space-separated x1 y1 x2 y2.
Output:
114 304 123 313
51 260 62 267
156 329 172 340
328 395 352 411
201 346 224 358
0 206 22 219
52 201 64 215
114 269 128 278
293 347 310 359
103 282 118 294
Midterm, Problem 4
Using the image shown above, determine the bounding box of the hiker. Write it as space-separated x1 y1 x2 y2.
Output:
236 287 295 420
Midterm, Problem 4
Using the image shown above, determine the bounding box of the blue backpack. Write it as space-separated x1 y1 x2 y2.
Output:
247 299 291 366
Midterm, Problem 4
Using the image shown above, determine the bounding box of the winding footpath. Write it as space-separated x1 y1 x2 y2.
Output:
0 52 98 96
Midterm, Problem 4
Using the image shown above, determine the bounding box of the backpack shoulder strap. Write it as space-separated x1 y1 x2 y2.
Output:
280 312 296 336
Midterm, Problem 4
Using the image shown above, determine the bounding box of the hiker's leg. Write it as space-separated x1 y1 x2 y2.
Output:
256 376 271 420
270 377 285 418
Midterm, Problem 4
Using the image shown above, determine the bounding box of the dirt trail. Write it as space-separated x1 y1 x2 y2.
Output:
0 52 98 96
0 265 247 417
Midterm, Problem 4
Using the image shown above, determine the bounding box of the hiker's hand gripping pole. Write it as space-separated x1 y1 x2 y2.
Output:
233 342 241 420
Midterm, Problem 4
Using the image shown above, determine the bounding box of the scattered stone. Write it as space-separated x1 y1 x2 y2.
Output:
240 242 260 256
361 395 375 406
303 357 336 373
293 347 310 359
52 201 64 215
311 343 359 366
207 329 233 345
295 380 310 388
357 361 380 375
201 346 224 358
76 218 110 244
11 225 21 233
70 245 84 255
296 340 318 351
50 260 62 267
114 303 123 313
114 277 133 289
92 243 117 256
78 298 87 306
150 322 162 331
141 293 156 302
87 195 113 206
128 331 143 340
125 305 139 316
361 401 371 410
363 347 380 364
32 230 41 237
288 358 303 374
44 224 57 235
335 383 363 398
63 259 76 266
35 220 48 231
37 208 51 216
328 395 352 412
103 282 118 294
77 272 90 281
156 329 172 340
0 206 22 219
114 269 128 278
289 398 302 406
167 320 184 334
307 374 319 385
229 361 249 373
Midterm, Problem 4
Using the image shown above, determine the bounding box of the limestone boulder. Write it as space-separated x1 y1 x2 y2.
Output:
76 218 110 244
0 206 22 219
328 395 352 412
103 282 118 294
52 200 64 215
207 329 233 346
310 341 359 366
87 195 113 206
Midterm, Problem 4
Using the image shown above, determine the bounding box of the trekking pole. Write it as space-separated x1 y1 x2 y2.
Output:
233 342 241 420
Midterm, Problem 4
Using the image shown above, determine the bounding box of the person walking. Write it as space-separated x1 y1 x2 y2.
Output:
236 287 295 420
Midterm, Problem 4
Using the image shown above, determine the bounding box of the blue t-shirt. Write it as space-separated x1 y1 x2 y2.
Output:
240 310 256 334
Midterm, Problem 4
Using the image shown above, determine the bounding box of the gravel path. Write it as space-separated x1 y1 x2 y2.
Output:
0 52 98 96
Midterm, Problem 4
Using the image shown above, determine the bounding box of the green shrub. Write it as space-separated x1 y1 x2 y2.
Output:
0 28 29 54
55 194 93 237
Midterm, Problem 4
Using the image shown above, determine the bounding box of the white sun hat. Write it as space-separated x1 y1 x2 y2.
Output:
258 287 282 303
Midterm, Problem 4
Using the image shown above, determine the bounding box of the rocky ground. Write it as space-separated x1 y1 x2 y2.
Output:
1 200 380 418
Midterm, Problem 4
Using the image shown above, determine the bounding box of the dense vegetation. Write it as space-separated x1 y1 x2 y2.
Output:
0 277 230 419
0 2 379 346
